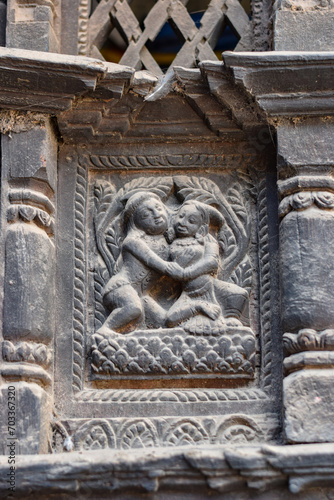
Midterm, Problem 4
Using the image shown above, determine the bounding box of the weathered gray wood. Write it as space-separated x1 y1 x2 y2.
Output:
0 444 333 497
0 47 106 111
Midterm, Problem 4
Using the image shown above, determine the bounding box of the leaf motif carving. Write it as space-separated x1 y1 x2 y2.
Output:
94 180 116 227
94 264 109 330
174 176 220 205
229 256 253 293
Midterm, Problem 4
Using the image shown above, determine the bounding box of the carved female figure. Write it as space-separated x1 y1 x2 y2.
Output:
166 200 226 334
99 191 183 334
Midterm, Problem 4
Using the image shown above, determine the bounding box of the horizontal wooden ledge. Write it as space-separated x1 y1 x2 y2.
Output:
0 443 334 496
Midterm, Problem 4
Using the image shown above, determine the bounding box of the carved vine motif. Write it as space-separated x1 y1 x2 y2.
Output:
61 415 272 451
92 174 255 377
284 328 334 355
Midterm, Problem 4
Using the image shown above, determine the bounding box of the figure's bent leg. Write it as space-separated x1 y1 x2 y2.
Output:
143 296 166 328
102 285 143 333
166 298 221 327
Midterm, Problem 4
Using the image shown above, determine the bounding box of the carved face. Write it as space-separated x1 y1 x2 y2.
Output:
133 198 168 235
174 204 203 238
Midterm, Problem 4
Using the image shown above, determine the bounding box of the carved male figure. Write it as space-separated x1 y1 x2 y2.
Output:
99 191 183 334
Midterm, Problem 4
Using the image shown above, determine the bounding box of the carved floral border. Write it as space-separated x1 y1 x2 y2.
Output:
71 154 273 403
53 413 278 453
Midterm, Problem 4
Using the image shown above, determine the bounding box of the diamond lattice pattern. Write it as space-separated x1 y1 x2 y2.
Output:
88 0 250 75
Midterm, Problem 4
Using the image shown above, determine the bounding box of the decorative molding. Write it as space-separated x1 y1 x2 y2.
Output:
91 328 256 378
80 153 256 171
2 340 52 367
78 0 90 56
7 187 55 235
1 362 52 386
72 162 88 393
56 414 273 451
0 46 106 113
258 176 273 393
7 204 54 232
284 328 334 355
279 191 334 217
284 351 334 373
277 175 334 196
76 388 268 403
223 52 334 119
274 0 334 11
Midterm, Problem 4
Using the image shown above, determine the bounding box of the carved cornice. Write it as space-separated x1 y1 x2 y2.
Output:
1 443 334 496
0 47 106 112
223 51 334 119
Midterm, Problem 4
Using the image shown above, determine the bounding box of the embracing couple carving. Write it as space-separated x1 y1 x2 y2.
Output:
98 190 249 336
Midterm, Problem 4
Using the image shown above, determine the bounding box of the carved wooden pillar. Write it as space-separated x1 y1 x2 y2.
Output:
6 0 61 52
277 120 334 442
0 114 57 453
223 51 334 444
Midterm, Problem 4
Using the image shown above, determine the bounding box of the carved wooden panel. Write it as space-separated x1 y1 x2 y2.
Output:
55 142 280 451
91 173 255 380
